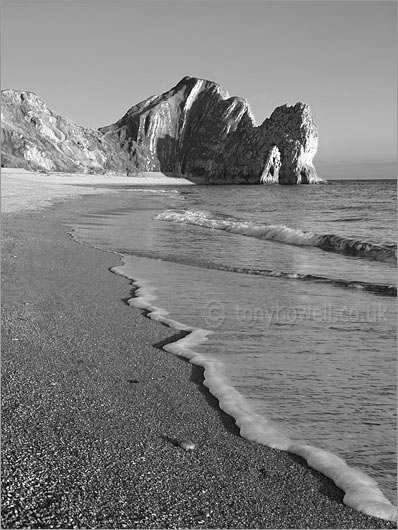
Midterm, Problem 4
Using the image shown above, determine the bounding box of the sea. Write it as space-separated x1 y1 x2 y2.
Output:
70 179 397 505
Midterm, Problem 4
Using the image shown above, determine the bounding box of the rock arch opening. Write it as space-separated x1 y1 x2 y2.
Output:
260 145 281 184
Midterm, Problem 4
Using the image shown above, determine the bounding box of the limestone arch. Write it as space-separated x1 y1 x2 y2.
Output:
260 145 281 184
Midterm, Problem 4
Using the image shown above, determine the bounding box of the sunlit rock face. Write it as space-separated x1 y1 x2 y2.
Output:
261 102 320 184
100 76 321 184
2 77 321 183
99 76 256 178
1 89 125 173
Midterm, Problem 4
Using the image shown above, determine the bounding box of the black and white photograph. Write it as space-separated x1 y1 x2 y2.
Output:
1 0 396 527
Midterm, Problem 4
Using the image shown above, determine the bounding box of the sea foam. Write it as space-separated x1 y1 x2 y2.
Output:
112 260 397 522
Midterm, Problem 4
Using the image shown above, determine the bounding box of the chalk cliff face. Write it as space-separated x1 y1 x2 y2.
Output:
1 89 124 173
1 77 321 184
100 76 320 184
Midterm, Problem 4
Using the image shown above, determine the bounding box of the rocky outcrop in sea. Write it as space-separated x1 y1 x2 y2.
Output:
1 77 321 184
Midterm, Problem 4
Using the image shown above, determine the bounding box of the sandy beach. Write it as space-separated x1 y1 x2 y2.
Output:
1 170 396 529
1 169 196 214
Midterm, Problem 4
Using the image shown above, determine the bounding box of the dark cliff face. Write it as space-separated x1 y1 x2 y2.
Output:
99 77 256 179
1 77 321 183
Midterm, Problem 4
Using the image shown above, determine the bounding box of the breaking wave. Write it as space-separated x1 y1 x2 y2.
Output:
195 263 397 297
114 250 396 297
155 209 397 264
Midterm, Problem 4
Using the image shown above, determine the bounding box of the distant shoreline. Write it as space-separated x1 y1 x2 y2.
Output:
1 168 197 214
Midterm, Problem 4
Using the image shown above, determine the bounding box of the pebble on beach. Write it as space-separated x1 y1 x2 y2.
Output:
179 440 196 451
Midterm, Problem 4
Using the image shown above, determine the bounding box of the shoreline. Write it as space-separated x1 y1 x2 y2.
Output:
111 255 396 521
1 174 396 527
1 168 197 214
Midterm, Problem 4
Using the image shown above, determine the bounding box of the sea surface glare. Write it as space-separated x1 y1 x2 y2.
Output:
71 179 397 504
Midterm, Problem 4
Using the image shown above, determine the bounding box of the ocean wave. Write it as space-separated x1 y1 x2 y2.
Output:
329 217 365 222
155 209 397 264
315 233 396 262
207 264 397 297
111 260 397 522
117 249 396 297
138 189 185 198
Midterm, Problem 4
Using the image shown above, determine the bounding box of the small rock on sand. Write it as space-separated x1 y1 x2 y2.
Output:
179 440 196 451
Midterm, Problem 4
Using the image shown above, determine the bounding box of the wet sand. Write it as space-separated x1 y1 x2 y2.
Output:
1 175 396 528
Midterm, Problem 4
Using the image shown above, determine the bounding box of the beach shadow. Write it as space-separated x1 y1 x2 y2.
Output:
152 330 190 351
188 362 241 437
284 452 345 504
120 286 136 307
160 434 181 447
152 333 240 438
118 280 243 438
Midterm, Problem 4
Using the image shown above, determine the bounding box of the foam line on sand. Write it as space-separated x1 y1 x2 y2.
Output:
112 266 397 523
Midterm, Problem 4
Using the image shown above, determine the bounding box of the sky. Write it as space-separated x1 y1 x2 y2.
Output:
1 0 397 178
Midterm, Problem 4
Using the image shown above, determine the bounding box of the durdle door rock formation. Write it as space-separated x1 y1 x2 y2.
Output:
1 76 321 184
